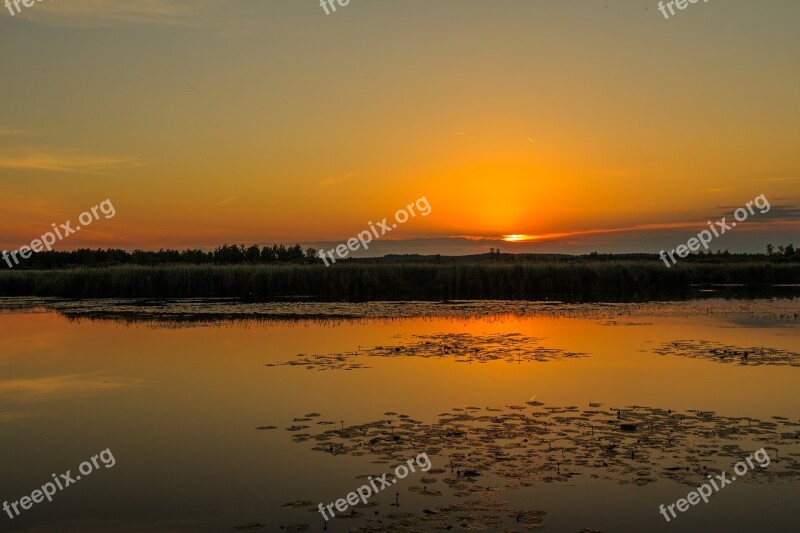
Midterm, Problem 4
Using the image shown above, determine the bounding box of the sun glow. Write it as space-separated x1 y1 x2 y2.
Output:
502 234 538 242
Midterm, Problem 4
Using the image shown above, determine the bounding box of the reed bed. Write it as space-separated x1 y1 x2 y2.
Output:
0 261 798 301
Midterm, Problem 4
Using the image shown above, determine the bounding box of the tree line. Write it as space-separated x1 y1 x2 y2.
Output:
2 242 797 270
3 244 321 269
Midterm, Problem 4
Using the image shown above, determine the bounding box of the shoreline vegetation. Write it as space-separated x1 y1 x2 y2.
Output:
1 245 799 301
2 297 798 327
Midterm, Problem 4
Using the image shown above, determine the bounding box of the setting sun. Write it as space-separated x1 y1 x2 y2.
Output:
503 234 538 242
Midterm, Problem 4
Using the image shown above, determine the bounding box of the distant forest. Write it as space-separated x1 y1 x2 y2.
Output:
2 244 318 269
1 242 799 269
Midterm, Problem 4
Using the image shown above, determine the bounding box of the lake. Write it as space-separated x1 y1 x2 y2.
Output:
1 297 798 532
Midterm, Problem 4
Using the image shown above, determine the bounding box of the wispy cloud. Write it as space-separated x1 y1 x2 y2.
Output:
14 0 241 29
711 203 800 221
735 204 800 221
0 148 141 174
317 171 354 186
457 221 708 244
0 128 27 136
472 215 800 244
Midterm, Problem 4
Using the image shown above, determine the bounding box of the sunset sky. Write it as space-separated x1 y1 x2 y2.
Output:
1 0 798 256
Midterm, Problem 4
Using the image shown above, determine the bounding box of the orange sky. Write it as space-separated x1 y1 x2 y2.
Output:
1 0 798 255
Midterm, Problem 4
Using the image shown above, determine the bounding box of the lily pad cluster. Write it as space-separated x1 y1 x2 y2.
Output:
654 339 800 367
266 333 587 371
267 400 798 530
292 402 799 490
8 296 799 326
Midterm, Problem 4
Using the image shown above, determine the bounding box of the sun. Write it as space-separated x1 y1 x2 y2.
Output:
502 234 537 242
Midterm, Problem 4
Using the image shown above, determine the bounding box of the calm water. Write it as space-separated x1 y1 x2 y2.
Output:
1 298 798 532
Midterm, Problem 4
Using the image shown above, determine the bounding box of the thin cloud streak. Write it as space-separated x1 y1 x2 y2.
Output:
456 221 715 243
317 171 355 186
17 0 197 26
15 0 254 30
460 205 800 244
0 150 141 173
0 128 27 136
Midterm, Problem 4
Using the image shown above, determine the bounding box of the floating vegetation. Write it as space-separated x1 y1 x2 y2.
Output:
236 521 308 532
350 496 547 532
655 340 800 367
274 399 799 530
266 352 371 371
3 296 798 327
282 500 313 509
290 402 800 495
233 523 265 530
600 320 653 326
267 333 587 371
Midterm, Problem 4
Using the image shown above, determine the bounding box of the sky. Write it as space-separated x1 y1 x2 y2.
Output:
1 0 799 256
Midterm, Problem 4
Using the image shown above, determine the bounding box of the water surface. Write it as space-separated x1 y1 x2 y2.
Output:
1 298 798 532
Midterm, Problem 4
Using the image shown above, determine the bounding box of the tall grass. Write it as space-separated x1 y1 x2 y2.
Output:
0 261 798 301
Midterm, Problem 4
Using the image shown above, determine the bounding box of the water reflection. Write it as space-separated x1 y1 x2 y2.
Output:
0 297 797 532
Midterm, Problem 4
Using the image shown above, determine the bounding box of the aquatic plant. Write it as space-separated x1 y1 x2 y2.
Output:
1 261 799 301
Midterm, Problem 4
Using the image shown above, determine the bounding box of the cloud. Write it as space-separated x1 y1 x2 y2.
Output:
453 221 712 244
13 0 239 28
317 171 354 186
0 148 141 173
752 205 800 221
713 203 800 221
0 128 27 136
